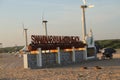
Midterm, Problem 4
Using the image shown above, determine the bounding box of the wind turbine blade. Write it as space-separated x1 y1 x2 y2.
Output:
22 23 25 36
42 15 44 23
42 11 45 27
42 16 44 27
82 0 86 5
42 11 44 23
22 23 25 29
88 5 94 8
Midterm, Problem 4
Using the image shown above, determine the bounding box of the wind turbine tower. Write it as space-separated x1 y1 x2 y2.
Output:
42 18 48 37
81 0 94 42
22 23 28 49
24 28 28 47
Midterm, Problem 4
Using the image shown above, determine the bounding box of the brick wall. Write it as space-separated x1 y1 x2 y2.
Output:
27 50 84 68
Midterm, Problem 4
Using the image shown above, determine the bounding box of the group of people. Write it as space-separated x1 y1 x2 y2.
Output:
95 45 116 59
98 47 116 59
100 48 116 59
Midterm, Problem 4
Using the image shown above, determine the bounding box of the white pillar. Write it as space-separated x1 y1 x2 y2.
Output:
83 47 87 60
57 47 61 64
94 47 97 58
72 47 75 62
23 54 28 68
37 48 42 67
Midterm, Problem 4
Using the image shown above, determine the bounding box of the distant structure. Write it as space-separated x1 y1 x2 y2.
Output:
0 43 2 48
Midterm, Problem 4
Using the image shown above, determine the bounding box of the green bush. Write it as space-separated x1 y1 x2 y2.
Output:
95 39 120 49
0 46 23 53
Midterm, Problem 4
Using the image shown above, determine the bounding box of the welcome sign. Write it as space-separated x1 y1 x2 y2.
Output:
28 35 86 51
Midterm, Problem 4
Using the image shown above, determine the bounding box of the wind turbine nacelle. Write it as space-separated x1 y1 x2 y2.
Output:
81 5 88 8
81 5 94 8
42 20 48 23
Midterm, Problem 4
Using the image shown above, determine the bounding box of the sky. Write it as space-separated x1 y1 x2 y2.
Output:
0 0 120 47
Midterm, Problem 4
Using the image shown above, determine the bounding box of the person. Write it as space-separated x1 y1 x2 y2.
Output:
95 44 101 53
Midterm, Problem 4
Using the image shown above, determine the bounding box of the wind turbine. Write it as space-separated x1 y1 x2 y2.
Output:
81 0 94 42
22 23 28 51
42 13 48 37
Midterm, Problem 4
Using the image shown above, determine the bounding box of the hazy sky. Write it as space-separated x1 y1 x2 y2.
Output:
0 0 120 47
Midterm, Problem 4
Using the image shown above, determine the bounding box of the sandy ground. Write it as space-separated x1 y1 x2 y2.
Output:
0 50 120 80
